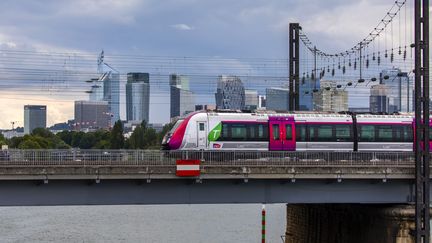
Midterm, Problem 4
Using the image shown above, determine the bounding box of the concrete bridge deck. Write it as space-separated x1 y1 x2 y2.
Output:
0 150 423 206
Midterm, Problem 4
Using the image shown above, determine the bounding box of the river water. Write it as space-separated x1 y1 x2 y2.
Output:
0 204 286 243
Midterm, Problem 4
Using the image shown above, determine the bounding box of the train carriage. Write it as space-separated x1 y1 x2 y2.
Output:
161 111 430 152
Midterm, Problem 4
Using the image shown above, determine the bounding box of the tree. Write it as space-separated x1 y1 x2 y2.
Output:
110 120 124 149
57 130 73 145
0 133 6 146
79 132 96 149
71 131 84 148
143 128 158 148
128 125 144 149
18 138 42 149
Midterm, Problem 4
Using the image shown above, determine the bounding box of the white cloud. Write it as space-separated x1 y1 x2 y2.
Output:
171 24 194 31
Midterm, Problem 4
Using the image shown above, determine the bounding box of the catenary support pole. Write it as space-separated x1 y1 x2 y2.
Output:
414 0 430 242
289 23 300 111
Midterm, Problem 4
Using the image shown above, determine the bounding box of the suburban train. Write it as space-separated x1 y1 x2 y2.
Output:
161 110 428 152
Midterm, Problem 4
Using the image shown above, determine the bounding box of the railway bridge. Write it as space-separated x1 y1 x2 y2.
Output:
0 149 429 242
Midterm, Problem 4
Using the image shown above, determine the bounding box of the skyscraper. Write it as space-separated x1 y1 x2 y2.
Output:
215 75 245 110
313 81 348 112
87 71 120 124
74 100 110 131
380 68 411 113
244 89 258 110
170 74 195 118
126 72 150 122
265 87 289 111
102 71 120 124
299 77 319 111
24 105 47 134
369 84 389 113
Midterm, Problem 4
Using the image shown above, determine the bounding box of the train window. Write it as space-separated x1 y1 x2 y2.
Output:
393 125 413 142
218 123 268 141
222 123 229 139
249 125 256 139
258 124 267 140
359 125 375 142
377 125 393 142
231 124 247 140
199 123 205 131
405 126 413 142
335 125 352 142
272 124 280 140
309 125 333 142
296 124 307 141
285 125 292 140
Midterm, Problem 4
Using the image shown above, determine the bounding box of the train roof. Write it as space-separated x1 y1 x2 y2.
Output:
205 110 414 119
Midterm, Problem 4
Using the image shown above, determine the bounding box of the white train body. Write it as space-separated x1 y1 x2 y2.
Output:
162 111 420 152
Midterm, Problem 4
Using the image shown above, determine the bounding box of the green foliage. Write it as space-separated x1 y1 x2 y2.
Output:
56 130 73 145
110 120 124 149
0 133 6 146
7 120 175 150
9 129 70 149
127 121 165 149
18 139 42 149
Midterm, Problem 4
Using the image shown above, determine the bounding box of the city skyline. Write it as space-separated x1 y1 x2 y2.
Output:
0 0 422 129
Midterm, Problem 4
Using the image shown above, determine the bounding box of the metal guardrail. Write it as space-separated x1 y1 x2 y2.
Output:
0 149 417 167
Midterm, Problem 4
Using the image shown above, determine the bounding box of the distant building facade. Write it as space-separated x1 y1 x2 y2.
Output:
87 71 120 124
24 105 47 134
258 95 266 109
266 87 289 111
195 104 216 111
126 72 150 122
215 75 245 110
299 77 319 111
170 74 195 118
380 68 412 113
244 89 258 110
74 101 110 131
313 81 348 112
369 84 389 113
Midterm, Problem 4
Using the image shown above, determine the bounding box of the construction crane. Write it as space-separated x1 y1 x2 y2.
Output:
10 121 18 130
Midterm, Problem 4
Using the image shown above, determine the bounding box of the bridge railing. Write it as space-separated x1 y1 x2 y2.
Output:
0 149 417 167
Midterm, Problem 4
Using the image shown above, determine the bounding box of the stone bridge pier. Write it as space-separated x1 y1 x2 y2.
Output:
285 204 424 243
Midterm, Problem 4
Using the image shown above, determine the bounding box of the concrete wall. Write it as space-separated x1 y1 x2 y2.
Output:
285 204 415 243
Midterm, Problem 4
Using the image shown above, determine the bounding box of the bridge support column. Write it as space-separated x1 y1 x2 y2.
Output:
285 204 424 243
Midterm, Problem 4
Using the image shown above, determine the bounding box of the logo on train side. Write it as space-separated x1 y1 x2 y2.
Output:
208 122 222 141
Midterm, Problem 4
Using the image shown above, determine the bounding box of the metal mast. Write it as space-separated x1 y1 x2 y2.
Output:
289 23 300 111
414 0 430 242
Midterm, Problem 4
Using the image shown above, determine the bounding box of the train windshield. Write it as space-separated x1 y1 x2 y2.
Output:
169 119 184 134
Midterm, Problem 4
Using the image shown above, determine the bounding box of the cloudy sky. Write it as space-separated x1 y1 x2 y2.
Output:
0 0 425 129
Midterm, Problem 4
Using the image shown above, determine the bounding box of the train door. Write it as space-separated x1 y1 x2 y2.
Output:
269 117 296 151
196 121 207 149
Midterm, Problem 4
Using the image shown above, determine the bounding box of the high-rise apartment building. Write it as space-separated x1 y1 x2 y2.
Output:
215 75 245 110
266 87 289 111
24 105 47 134
74 101 110 130
170 74 195 118
313 81 348 112
126 72 150 122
